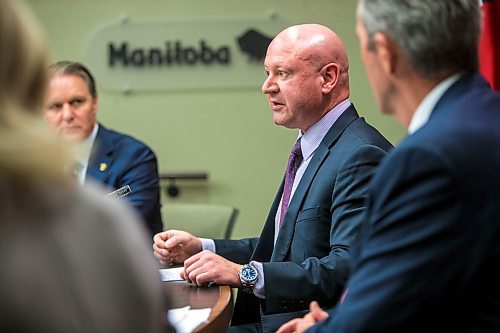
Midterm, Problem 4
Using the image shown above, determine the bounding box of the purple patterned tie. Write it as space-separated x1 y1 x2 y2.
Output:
279 138 303 228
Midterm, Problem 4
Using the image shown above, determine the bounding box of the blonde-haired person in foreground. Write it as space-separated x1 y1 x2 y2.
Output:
0 1 170 332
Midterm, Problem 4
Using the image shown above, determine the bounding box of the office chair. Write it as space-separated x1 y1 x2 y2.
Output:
163 203 239 239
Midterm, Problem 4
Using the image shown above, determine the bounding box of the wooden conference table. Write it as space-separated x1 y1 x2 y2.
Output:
163 281 233 333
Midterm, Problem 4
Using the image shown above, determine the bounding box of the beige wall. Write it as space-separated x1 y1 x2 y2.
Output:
27 0 405 238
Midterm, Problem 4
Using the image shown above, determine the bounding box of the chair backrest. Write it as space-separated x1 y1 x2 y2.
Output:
163 203 239 239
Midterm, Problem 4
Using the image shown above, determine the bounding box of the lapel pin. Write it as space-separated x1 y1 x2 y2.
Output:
99 163 107 172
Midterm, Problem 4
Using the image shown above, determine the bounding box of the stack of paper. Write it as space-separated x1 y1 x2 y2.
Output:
167 306 211 333
159 267 184 282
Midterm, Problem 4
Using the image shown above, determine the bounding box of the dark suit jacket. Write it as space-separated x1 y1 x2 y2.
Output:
309 74 500 333
86 124 163 236
215 106 393 332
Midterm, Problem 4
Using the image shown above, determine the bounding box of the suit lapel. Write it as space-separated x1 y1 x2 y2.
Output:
271 106 360 262
86 124 113 184
251 185 284 262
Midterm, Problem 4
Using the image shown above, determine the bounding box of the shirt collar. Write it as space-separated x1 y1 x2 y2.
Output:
75 123 99 165
408 74 461 134
298 99 351 161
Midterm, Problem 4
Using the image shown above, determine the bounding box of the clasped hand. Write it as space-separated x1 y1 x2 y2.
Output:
153 230 201 265
153 230 242 287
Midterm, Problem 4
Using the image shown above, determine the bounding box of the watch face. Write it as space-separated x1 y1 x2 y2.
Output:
241 266 257 282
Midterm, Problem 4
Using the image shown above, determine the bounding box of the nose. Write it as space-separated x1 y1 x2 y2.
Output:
262 75 278 95
61 103 74 121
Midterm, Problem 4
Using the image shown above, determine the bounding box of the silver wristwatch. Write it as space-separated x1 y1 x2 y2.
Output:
238 264 258 293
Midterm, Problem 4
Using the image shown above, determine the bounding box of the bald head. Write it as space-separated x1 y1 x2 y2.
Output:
269 24 349 93
262 24 350 132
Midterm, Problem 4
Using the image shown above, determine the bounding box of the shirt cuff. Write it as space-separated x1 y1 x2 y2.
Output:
200 238 216 252
250 261 265 299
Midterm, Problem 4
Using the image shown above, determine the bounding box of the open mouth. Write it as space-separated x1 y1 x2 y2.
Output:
269 100 285 110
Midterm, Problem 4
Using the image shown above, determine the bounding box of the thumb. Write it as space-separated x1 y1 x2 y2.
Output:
153 231 168 243
310 301 329 321
276 318 299 333
164 236 179 249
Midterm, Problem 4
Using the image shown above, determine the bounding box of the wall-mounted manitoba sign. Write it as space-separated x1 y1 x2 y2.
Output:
85 17 288 92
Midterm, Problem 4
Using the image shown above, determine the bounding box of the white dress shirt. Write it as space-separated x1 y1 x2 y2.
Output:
408 74 461 134
74 123 99 185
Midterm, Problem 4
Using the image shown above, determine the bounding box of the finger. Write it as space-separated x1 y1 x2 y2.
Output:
153 245 171 260
180 269 189 282
194 271 214 286
309 301 320 312
184 251 203 267
303 312 315 322
153 244 175 264
153 232 168 243
153 239 166 251
152 252 169 266
185 260 214 286
296 320 316 333
153 242 165 254
164 237 180 250
153 251 170 263
185 265 204 284
183 255 204 278
153 252 170 265
181 265 199 284
164 229 180 238
277 318 300 333
309 301 329 321
153 250 164 261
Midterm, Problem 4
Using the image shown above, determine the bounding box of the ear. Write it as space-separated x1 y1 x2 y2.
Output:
320 62 340 94
373 32 399 76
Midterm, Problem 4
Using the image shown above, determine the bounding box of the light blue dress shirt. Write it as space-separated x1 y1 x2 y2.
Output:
201 99 352 298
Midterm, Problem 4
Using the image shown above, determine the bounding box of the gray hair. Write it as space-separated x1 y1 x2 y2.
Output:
357 0 481 80
49 61 98 98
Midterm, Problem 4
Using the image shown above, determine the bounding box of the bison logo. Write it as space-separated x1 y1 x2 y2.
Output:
237 29 273 62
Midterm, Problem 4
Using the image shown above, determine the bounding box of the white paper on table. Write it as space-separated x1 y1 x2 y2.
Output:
159 267 184 282
167 306 211 333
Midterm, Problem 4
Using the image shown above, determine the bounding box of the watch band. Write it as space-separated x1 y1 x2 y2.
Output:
239 264 258 293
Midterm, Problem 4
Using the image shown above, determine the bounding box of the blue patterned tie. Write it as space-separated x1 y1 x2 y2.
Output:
279 138 303 228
